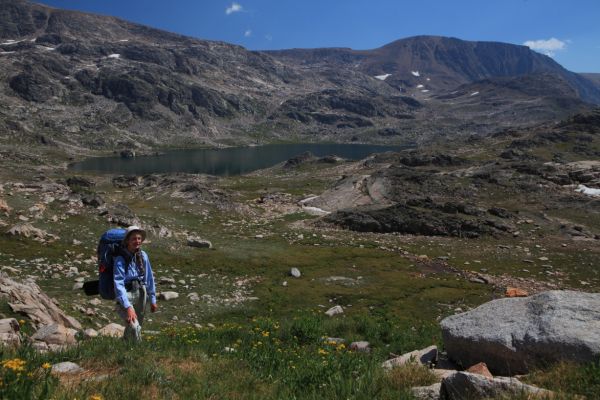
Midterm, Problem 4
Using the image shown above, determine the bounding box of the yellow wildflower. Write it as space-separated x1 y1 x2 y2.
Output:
2 358 26 372
42 362 51 370
89 395 103 400
261 331 270 337
318 348 328 355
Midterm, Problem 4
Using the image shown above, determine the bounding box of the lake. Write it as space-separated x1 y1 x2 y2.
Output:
70 143 409 176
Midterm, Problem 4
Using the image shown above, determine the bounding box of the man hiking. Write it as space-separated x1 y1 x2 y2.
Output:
114 225 157 341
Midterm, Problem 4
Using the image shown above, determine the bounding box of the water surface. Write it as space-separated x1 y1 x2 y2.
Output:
71 143 409 176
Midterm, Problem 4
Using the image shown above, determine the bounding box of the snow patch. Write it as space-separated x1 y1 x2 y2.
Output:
421 89 430 93
0 51 15 55
426 78 431 81
470 91 479 96
108 53 121 59
411 71 420 77
416 84 424 88
118 39 129 42
374 73 392 81
575 185 600 197
298 196 319 205
1 39 25 45
301 206 330 216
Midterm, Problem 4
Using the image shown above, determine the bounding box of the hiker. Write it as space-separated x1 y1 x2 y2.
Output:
113 226 157 341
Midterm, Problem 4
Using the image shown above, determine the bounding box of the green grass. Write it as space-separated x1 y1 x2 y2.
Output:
2 313 439 399
1 147 600 399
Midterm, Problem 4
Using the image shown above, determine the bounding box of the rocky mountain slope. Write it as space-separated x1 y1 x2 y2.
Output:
266 35 600 104
0 0 596 154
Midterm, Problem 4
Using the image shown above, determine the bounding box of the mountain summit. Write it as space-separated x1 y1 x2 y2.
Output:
267 35 600 104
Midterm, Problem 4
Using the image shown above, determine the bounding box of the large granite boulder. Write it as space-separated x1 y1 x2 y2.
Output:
441 290 600 374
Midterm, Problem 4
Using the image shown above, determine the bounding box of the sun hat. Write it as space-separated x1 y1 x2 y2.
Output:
123 225 146 243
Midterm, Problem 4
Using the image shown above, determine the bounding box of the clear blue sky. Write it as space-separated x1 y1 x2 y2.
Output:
39 0 600 73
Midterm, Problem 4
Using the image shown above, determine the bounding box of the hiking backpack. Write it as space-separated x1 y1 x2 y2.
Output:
97 228 128 299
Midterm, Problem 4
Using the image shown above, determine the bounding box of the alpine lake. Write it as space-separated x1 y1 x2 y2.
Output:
70 143 410 175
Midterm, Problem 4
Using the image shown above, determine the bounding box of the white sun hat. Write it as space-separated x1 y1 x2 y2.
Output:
123 225 146 243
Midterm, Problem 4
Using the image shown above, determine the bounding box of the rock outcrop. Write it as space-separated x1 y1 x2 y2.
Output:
440 372 553 400
0 275 81 330
441 290 600 374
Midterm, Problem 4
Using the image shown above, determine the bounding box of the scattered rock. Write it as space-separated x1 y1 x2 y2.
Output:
72 282 84 290
5 223 55 240
349 341 370 353
382 345 438 369
465 362 493 379
159 291 179 301
187 237 212 249
88 298 102 306
289 268 301 278
441 290 600 374
325 305 344 317
81 193 105 208
440 371 553 400
505 287 528 297
30 323 77 349
83 328 98 339
98 323 125 337
51 361 84 375
66 177 95 188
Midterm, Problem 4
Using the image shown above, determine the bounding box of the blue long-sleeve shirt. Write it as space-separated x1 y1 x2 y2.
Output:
113 250 156 309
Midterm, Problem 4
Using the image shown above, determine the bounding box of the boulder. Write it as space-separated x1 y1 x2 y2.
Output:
0 276 81 330
441 290 600 374
187 237 212 249
349 341 370 353
440 372 553 400
30 324 77 347
98 323 125 337
81 194 105 208
289 268 301 278
325 305 344 317
382 345 438 369
51 361 84 375
159 291 179 301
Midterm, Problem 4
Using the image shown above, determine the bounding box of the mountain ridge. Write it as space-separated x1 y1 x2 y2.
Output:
0 0 596 153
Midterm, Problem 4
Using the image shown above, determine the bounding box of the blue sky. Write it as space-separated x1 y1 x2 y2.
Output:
40 0 600 72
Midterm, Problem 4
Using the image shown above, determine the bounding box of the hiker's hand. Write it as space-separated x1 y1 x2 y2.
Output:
126 307 137 323
151 303 158 313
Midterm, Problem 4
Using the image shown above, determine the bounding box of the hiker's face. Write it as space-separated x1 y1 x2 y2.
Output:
127 233 143 252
